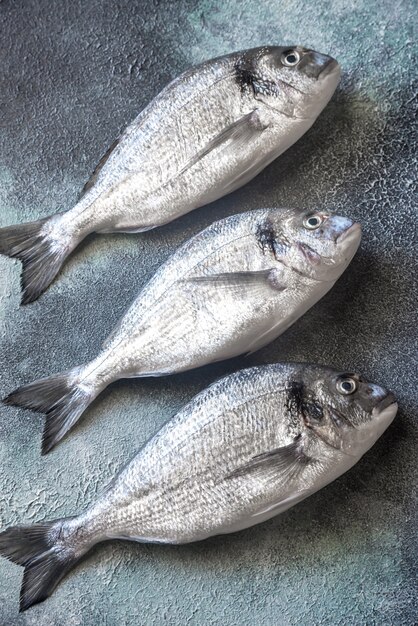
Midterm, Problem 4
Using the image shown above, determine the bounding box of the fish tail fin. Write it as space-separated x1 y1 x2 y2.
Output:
0 517 85 612
3 365 101 454
0 215 72 304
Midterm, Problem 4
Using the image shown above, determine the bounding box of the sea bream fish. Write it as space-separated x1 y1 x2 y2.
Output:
3 207 361 453
0 46 341 304
0 363 397 612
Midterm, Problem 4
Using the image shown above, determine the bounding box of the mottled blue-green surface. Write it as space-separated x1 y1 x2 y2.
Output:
0 0 417 624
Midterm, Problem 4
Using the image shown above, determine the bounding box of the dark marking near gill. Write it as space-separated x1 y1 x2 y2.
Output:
235 63 257 95
256 220 289 262
235 60 280 99
286 380 305 416
256 220 276 255
286 380 323 422
303 402 324 421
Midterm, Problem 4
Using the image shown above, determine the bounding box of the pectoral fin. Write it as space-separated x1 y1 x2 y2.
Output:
226 436 312 483
178 109 268 177
187 269 285 296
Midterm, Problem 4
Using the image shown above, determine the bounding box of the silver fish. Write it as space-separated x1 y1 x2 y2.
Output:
4 209 361 454
0 46 340 303
3 207 361 453
0 363 397 611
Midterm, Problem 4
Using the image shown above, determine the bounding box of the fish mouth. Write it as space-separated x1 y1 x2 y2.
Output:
371 394 398 436
319 58 340 78
336 222 362 244
373 393 397 414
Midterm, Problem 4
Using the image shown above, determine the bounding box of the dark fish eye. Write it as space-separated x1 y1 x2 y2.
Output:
303 214 323 230
281 50 300 67
336 378 357 395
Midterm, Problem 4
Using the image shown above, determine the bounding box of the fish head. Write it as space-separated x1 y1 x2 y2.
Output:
238 46 340 119
269 208 361 281
300 367 398 458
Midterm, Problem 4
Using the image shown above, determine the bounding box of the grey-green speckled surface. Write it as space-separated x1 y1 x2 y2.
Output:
0 0 417 624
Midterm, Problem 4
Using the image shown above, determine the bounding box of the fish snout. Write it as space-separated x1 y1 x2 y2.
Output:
331 215 355 236
318 56 340 79
316 215 361 245
371 388 397 414
358 382 397 416
368 388 398 443
334 220 362 265
299 51 340 80
313 217 361 278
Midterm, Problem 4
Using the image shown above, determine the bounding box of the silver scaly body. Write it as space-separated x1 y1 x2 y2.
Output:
74 365 360 546
0 46 340 303
4 206 361 453
59 49 339 237
0 362 397 611
88 209 351 381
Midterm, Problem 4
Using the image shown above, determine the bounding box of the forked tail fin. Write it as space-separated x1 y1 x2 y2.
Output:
0 519 82 612
0 216 72 304
3 366 100 454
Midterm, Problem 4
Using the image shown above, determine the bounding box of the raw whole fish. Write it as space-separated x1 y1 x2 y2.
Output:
3 207 361 452
0 46 340 303
0 362 397 611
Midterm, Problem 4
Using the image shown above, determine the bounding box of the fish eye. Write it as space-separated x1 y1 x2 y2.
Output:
336 378 358 395
303 214 323 230
281 50 300 67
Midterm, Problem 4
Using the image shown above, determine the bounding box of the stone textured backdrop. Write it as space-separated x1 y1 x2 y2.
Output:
0 0 416 624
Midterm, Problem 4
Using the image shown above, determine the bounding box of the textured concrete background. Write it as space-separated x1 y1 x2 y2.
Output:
0 0 416 624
